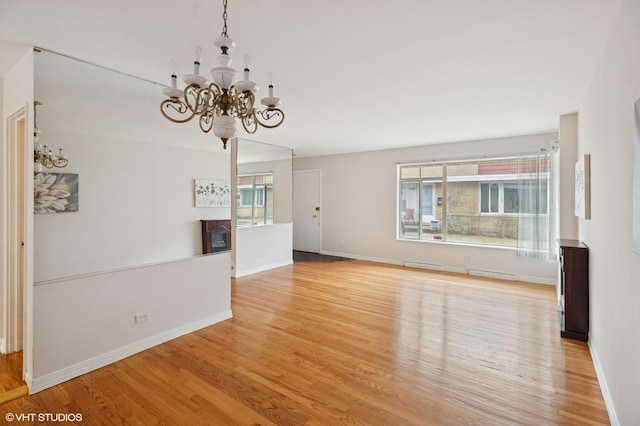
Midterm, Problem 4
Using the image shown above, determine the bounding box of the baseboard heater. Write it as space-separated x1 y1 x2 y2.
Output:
403 261 443 271
468 268 517 281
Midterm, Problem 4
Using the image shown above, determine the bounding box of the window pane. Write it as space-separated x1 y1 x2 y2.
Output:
490 184 499 213
422 184 433 216
238 173 274 227
241 188 252 206
399 181 419 239
504 183 518 213
400 166 420 179
420 165 442 179
255 187 264 206
480 183 489 213
446 163 516 247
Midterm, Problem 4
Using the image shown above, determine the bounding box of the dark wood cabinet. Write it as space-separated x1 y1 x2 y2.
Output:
557 239 589 341
201 220 232 254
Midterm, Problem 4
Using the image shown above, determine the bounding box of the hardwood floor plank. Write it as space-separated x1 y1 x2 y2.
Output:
0 261 609 424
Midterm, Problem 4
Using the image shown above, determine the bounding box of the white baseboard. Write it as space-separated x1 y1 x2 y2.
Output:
321 250 554 285
468 268 517 281
29 310 232 394
404 260 443 271
235 260 293 278
589 336 619 426
320 250 403 266
0 337 5 354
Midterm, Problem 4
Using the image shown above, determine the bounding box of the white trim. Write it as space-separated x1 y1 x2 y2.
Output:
0 337 6 354
404 261 443 271
322 250 554 285
234 260 293 278
468 268 517 281
28 310 232 394
589 336 619 426
517 274 556 286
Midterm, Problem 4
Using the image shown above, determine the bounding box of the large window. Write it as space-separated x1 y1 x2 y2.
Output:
398 155 549 250
237 173 273 226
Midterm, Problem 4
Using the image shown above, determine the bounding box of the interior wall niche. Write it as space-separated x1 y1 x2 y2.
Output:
33 50 231 282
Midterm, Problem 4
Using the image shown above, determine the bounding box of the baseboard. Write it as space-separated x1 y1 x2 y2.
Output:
321 251 554 284
235 259 293 278
588 336 619 426
320 250 403 266
404 260 443 271
468 268 517 281
28 310 232 394
0 337 5 354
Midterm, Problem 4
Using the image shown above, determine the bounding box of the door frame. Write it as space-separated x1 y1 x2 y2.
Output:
4 108 27 355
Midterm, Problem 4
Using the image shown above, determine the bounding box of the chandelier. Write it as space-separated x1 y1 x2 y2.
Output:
33 101 69 173
160 0 284 149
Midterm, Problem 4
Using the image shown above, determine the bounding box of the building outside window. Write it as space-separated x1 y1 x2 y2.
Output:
398 155 549 250
237 173 274 226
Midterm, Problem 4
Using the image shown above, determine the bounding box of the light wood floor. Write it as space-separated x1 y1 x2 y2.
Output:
0 351 27 405
0 261 609 425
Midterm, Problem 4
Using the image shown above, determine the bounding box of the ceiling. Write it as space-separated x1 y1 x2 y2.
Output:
0 0 621 158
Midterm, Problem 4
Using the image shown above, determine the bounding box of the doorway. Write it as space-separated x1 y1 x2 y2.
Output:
1 108 27 394
293 169 322 253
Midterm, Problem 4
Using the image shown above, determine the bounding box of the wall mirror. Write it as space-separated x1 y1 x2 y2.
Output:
235 138 293 227
33 50 232 282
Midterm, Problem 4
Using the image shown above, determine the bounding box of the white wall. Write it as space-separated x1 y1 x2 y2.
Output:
294 133 558 284
577 0 640 423
558 113 579 240
235 224 293 277
30 252 231 392
34 128 231 282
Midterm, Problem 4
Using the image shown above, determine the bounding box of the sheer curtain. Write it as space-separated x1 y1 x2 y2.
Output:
517 151 550 257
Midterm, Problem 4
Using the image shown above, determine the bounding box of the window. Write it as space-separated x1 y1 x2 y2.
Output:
398 155 549 250
237 173 273 226
479 182 548 215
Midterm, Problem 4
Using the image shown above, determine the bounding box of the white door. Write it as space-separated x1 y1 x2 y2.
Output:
293 169 321 253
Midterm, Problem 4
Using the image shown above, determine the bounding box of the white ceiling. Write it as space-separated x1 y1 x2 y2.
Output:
0 0 621 157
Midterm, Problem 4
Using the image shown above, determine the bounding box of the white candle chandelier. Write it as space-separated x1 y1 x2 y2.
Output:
33 101 69 173
160 0 284 149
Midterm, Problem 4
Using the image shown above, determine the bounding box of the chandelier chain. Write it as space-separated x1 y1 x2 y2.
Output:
221 0 229 38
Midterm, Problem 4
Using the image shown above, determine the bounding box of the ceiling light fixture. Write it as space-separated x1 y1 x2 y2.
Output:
159 0 284 149
33 101 69 173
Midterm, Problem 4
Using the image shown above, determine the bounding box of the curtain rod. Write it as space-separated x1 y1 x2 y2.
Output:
396 148 550 166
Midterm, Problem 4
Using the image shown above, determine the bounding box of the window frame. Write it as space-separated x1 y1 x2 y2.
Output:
237 173 274 227
398 155 550 248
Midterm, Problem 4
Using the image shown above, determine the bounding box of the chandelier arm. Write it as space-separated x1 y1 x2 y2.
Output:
199 111 215 133
160 98 196 124
253 108 285 129
235 91 255 119
241 112 258 134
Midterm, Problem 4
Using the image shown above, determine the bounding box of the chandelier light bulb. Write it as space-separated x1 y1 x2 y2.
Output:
243 54 250 80
194 45 202 75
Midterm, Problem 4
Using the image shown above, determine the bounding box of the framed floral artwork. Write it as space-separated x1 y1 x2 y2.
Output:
195 179 231 207
34 172 79 214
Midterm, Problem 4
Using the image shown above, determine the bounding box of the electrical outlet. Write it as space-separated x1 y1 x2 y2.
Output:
134 312 151 324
